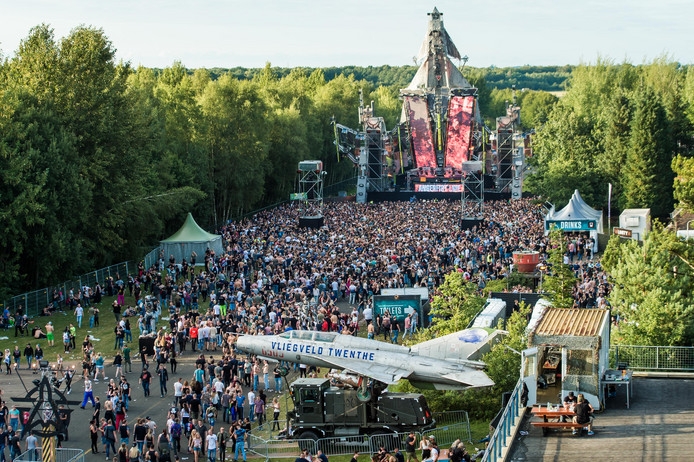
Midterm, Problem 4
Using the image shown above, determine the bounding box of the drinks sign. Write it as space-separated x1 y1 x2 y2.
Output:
545 220 596 231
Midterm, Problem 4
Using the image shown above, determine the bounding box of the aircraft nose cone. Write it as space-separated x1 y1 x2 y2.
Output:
236 336 251 352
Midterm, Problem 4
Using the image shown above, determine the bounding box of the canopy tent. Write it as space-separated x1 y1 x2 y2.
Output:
544 190 603 252
160 213 223 265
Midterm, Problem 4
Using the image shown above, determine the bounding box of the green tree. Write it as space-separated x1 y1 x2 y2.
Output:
541 228 576 308
525 103 606 208
417 272 486 341
603 224 694 345
197 75 269 223
673 154 694 212
620 85 674 217
518 90 558 129
600 89 633 211
483 302 532 392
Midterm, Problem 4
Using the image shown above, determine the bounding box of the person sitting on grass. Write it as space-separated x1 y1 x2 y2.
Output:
572 394 594 436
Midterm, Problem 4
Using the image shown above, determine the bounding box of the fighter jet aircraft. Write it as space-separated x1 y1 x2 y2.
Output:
236 327 501 392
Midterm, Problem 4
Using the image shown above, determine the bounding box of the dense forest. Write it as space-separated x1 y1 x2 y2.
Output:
526 58 694 216
2 24 694 300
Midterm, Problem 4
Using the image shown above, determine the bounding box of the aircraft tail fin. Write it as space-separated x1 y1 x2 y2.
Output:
410 328 506 364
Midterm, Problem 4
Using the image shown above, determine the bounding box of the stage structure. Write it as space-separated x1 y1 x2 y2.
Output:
401 7 484 193
333 8 532 202
294 160 326 228
333 91 392 203
492 88 528 199
462 160 484 217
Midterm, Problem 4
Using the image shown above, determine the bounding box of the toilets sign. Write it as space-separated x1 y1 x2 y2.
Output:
545 220 596 231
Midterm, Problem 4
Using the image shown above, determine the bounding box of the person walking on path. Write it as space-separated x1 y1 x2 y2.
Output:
140 366 152 397
80 377 96 409
123 344 132 373
158 363 169 398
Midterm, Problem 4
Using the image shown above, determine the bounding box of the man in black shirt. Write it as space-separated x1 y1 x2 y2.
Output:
0 402 8 431
222 361 232 388
8 430 20 460
58 405 70 441
317 449 329 462
0 425 10 461
572 394 594 435
405 432 418 462
190 395 202 421
140 367 152 397
134 419 148 454
158 363 169 397
207 359 216 383
195 420 208 446
393 448 405 462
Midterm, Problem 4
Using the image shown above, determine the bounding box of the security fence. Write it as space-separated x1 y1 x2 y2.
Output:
15 448 84 462
143 246 160 270
2 262 133 318
246 417 471 460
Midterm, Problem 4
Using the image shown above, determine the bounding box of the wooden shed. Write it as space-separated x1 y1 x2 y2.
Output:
522 306 611 410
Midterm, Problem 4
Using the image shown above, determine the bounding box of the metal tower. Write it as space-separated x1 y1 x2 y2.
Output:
461 160 484 217
296 160 326 228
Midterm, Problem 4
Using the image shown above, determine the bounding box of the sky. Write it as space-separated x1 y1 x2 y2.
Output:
1 0 693 69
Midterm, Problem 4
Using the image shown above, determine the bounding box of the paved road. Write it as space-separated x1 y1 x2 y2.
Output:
1 354 261 461
3 299 361 460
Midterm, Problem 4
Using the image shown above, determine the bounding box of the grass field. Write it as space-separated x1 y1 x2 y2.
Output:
1 291 143 369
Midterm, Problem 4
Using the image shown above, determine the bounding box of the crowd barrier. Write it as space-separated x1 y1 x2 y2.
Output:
245 418 470 461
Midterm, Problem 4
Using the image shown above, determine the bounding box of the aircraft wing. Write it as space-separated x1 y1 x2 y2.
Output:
313 355 404 385
441 370 495 389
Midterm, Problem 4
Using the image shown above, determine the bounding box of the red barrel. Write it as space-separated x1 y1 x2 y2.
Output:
513 251 540 273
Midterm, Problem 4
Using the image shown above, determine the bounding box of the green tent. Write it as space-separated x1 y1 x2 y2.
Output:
160 213 223 265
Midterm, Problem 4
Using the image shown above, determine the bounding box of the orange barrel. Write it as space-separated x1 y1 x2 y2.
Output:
513 251 540 273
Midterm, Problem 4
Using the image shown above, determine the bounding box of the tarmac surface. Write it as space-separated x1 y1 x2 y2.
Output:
1 352 270 461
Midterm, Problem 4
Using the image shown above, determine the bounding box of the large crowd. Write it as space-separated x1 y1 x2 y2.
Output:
0 198 614 462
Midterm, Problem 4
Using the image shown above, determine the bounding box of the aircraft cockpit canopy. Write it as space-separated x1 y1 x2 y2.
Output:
279 330 338 343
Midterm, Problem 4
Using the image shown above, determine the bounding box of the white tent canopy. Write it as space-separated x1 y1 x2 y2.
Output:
544 190 603 252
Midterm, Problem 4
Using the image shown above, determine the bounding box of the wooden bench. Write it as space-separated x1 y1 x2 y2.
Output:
531 421 587 436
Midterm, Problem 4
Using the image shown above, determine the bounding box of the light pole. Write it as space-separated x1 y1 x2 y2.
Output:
538 264 547 293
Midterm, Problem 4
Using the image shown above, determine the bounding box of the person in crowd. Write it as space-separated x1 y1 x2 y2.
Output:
233 422 247 462
80 377 96 409
572 394 595 436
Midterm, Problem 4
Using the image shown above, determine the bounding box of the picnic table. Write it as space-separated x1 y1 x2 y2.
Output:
530 404 584 436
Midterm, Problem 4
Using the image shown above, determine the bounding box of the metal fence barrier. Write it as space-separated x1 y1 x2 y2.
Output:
2 262 132 318
143 246 160 271
15 448 84 462
244 416 470 461
610 345 694 371
482 378 525 462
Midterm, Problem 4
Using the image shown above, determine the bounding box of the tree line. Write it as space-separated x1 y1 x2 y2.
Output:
0 25 396 296
204 64 572 92
525 57 694 217
0 25 571 297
